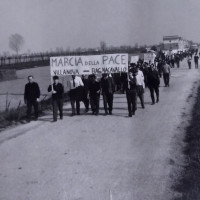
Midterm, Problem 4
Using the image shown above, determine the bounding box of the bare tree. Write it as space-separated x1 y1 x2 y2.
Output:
134 43 138 48
9 33 24 54
100 41 107 53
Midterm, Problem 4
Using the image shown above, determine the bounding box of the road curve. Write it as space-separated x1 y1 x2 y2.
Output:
0 60 199 200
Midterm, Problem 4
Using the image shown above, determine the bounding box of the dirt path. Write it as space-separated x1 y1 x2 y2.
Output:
0 60 199 200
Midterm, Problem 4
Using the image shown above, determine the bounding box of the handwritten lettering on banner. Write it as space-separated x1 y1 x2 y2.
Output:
50 54 128 76
130 56 139 64
144 53 156 63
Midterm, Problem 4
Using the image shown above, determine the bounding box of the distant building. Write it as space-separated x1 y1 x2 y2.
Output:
190 44 198 50
162 35 189 53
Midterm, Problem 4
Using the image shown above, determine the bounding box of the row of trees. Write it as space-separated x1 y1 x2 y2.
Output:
2 33 162 68
7 33 150 56
7 33 200 56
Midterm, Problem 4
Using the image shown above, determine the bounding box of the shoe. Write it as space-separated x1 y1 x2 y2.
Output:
109 111 112 115
52 120 57 122
77 112 80 115
151 102 155 105
132 112 135 115
142 105 145 109
156 99 159 103
128 113 132 117
60 117 63 120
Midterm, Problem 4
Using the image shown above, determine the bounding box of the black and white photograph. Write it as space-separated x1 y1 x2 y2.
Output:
0 0 200 199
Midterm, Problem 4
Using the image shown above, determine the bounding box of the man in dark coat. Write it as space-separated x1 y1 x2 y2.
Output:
48 76 64 122
81 75 90 112
88 74 101 115
120 73 127 94
194 53 199 69
125 69 137 117
175 54 180 68
147 64 160 105
101 73 115 115
24 75 40 121
162 61 171 87
157 60 163 78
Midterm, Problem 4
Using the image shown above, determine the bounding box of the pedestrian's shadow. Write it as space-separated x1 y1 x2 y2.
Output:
37 117 52 122
144 102 153 105
111 113 129 118
110 107 127 110
113 95 126 98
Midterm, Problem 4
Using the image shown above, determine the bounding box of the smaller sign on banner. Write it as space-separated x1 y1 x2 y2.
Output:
130 56 139 64
144 53 156 63
100 54 128 74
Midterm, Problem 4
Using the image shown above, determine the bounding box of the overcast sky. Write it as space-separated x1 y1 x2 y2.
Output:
0 0 199 54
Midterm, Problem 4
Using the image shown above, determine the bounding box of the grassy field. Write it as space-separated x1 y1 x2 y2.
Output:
0 66 71 111
173 84 200 200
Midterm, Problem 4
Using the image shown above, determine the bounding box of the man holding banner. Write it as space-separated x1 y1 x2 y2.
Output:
48 76 64 122
50 54 128 116
101 73 115 115
68 75 84 116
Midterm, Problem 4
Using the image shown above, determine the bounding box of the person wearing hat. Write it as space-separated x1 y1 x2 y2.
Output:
147 63 160 105
88 74 101 115
101 73 115 115
48 76 64 122
125 68 137 117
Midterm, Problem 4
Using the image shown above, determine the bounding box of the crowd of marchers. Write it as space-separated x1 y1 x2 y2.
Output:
24 50 199 122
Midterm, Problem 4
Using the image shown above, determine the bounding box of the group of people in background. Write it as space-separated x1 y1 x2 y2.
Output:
24 49 199 121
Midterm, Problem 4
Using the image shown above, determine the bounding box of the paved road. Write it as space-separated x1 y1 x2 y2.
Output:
0 60 199 200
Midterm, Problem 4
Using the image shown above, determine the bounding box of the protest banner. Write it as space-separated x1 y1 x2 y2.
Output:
50 54 128 76
99 54 128 74
144 53 156 63
130 55 139 64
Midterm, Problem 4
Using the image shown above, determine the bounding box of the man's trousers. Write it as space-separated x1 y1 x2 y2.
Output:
149 85 159 103
126 90 137 116
136 85 144 108
27 100 38 119
52 99 63 121
163 73 170 86
90 94 100 114
102 93 113 113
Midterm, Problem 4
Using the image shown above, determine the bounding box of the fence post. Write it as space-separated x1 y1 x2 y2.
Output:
5 92 9 111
